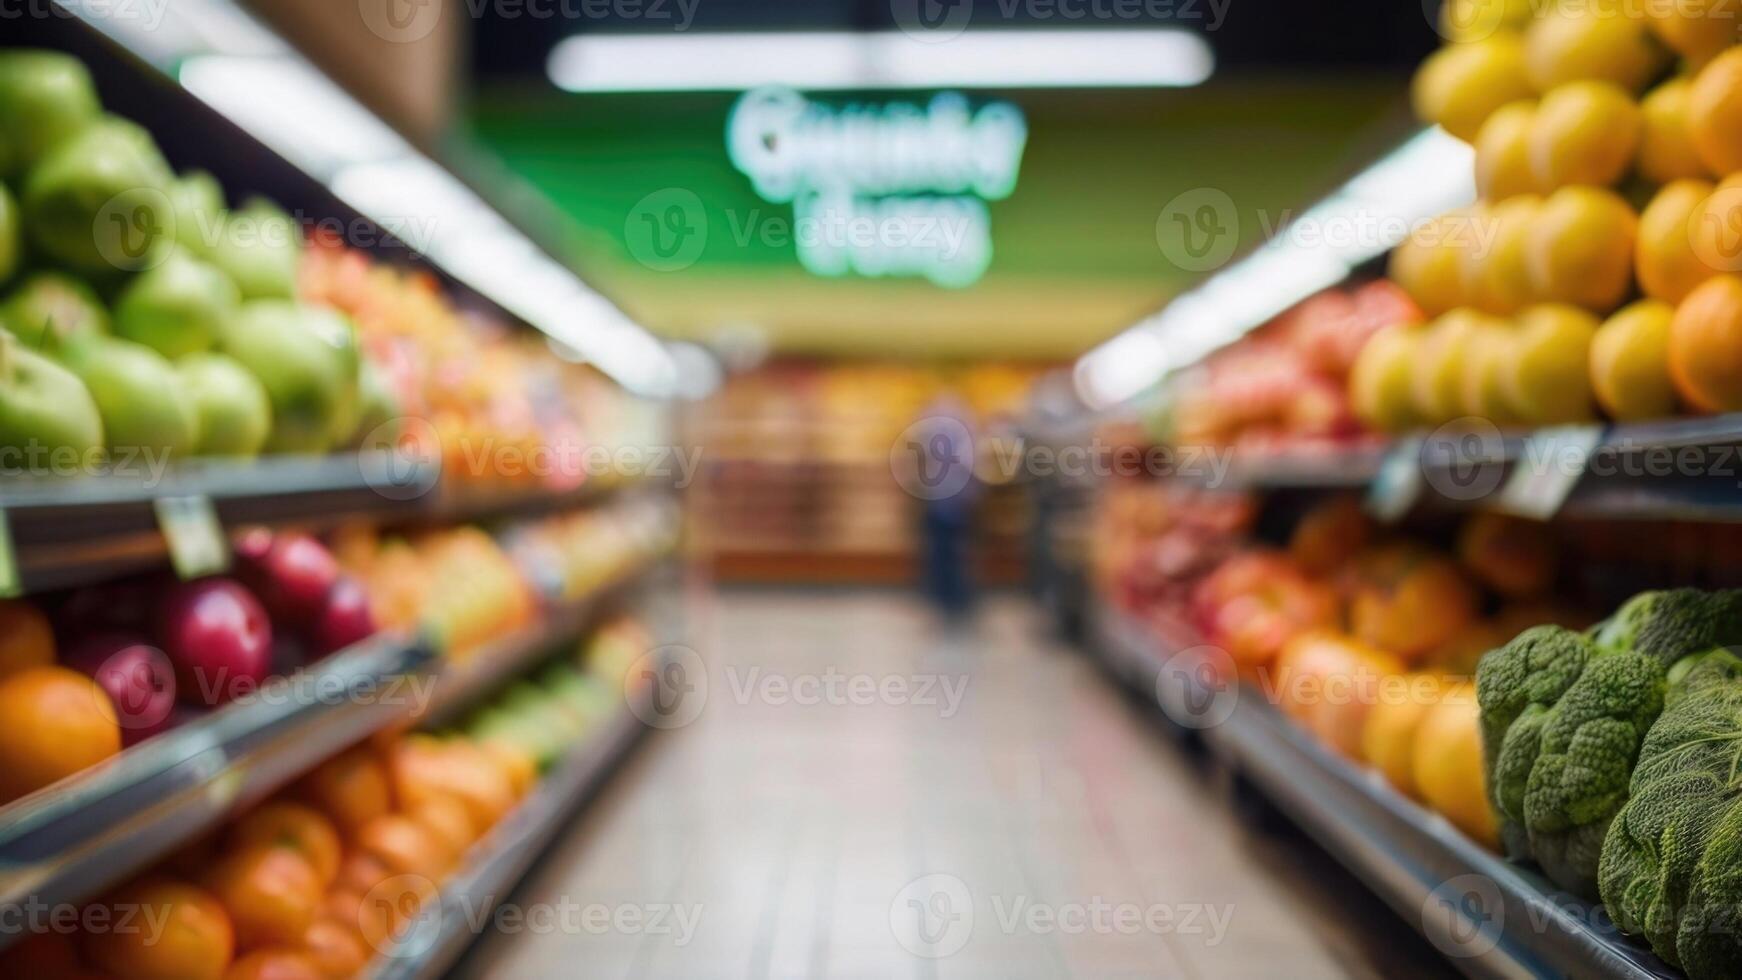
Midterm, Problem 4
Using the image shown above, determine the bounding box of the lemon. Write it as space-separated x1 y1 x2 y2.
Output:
1460 317 1521 423
1689 47 1742 175
1503 304 1601 424
1470 194 1542 314
1638 178 1719 303
1639 76 1714 182
1350 324 1427 432
1413 35 1535 141
1529 80 1644 189
1527 185 1640 312
1526 4 1672 93
1389 213 1471 316
1413 309 1503 424
1475 100 1542 200
1591 299 1678 420
1643 0 1741 67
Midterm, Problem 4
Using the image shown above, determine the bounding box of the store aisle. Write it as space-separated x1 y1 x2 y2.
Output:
454 593 1454 979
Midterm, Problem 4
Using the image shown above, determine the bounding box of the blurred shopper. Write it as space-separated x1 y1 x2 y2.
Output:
911 397 981 621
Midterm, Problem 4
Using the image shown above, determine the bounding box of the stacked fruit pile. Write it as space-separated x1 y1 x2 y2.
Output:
0 530 378 805
0 51 398 467
1361 1 1742 430
1160 281 1419 451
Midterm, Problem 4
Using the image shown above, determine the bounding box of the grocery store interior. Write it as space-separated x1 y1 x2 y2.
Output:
6 1 1742 978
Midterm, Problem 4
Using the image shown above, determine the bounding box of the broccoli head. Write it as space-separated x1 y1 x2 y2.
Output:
1594 589 1742 668
1600 649 1742 977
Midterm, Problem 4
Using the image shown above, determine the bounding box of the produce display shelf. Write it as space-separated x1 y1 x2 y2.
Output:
0 634 436 926
1089 601 1678 980
364 703 649 980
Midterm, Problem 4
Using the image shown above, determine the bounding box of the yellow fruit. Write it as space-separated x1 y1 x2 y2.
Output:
1414 309 1505 424
1529 80 1644 189
1413 682 1500 849
1668 274 1742 413
1350 324 1426 432
1526 4 1671 93
1439 0 1535 42
1638 178 1720 303
1459 317 1520 423
1361 678 1442 799
1591 299 1679 420
1474 100 1541 200
1639 76 1714 183
1644 0 1741 67
1527 186 1639 312
1504 304 1601 424
1689 47 1742 174
1413 34 1535 141
1691 173 1742 278
1389 227 1467 316
1471 195 1541 314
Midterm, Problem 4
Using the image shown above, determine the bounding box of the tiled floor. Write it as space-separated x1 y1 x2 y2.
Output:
453 591 1457 979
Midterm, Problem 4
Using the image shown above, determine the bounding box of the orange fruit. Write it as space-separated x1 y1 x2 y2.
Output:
222 949 324 980
408 794 478 865
0 600 54 680
1645 0 1742 67
1638 178 1720 304
1526 4 1669 92
1527 186 1638 312
1639 76 1713 183
229 802 342 888
1528 80 1642 190
294 747 391 838
1413 682 1500 848
324 889 391 952
1689 47 1742 174
1592 300 1680 421
1668 274 1742 413
389 737 515 835
479 739 538 799
0 666 120 803
1691 173 1742 280
300 918 369 979
1474 100 1541 201
355 814 452 881
204 846 324 951
1412 34 1534 141
83 877 235 980
334 849 391 895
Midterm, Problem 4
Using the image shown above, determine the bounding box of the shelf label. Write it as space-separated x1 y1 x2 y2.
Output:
1366 438 1424 523
1495 425 1604 520
155 495 229 579
0 509 19 598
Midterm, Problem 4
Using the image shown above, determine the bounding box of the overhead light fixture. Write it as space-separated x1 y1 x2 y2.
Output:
548 29 1215 92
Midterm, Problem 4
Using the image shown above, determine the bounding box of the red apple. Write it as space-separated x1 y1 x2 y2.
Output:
62 633 177 745
235 531 340 622
312 576 377 657
156 578 273 706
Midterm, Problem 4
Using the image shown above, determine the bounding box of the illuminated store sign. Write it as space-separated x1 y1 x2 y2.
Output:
727 87 1027 288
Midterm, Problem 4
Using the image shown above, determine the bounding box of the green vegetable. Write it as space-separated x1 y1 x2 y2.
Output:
21 116 173 274
0 183 19 286
1600 649 1742 977
0 50 100 179
1477 591 1742 899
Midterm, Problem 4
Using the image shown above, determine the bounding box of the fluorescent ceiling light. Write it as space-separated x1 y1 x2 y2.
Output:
548 29 1214 92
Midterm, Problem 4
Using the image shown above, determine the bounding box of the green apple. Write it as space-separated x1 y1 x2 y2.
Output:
114 250 238 359
0 184 18 286
349 357 400 447
0 332 105 472
3 273 110 352
60 337 199 459
0 51 100 180
168 171 226 258
210 198 300 301
177 352 272 458
220 301 358 454
22 117 174 275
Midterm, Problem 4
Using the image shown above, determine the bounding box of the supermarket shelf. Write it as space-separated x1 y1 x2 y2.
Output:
0 634 436 926
365 703 649 980
1089 600 1678 980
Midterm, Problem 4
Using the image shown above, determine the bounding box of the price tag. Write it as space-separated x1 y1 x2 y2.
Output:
154 495 229 579
1366 437 1424 523
1495 425 1605 520
0 509 20 598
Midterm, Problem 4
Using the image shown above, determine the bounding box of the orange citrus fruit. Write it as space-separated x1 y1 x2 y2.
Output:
0 666 120 803
83 877 235 980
